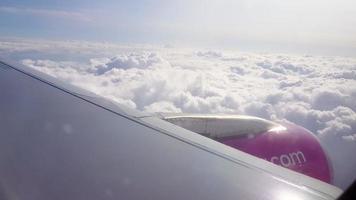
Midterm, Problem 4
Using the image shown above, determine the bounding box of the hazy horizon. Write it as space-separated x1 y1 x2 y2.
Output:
1 0 356 56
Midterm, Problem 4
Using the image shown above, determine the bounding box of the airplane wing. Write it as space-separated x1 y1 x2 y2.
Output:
0 60 342 200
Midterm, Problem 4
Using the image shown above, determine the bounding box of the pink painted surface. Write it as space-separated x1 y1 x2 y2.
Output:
218 123 332 183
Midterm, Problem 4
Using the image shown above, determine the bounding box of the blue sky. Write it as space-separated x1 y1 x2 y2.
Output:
1 0 356 56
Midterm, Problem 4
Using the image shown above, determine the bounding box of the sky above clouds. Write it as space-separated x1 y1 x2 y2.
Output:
1 0 356 56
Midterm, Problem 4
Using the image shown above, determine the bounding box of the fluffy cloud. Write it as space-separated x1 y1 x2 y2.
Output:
3 38 356 190
196 50 223 58
90 52 168 75
311 90 347 111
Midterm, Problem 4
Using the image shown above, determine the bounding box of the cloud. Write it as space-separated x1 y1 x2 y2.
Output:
319 131 356 190
330 71 356 80
90 52 168 75
0 6 92 22
196 50 223 58
243 102 276 119
311 90 346 111
144 101 182 113
2 38 356 190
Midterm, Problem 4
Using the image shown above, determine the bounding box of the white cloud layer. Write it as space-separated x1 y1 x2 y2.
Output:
2 38 356 190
